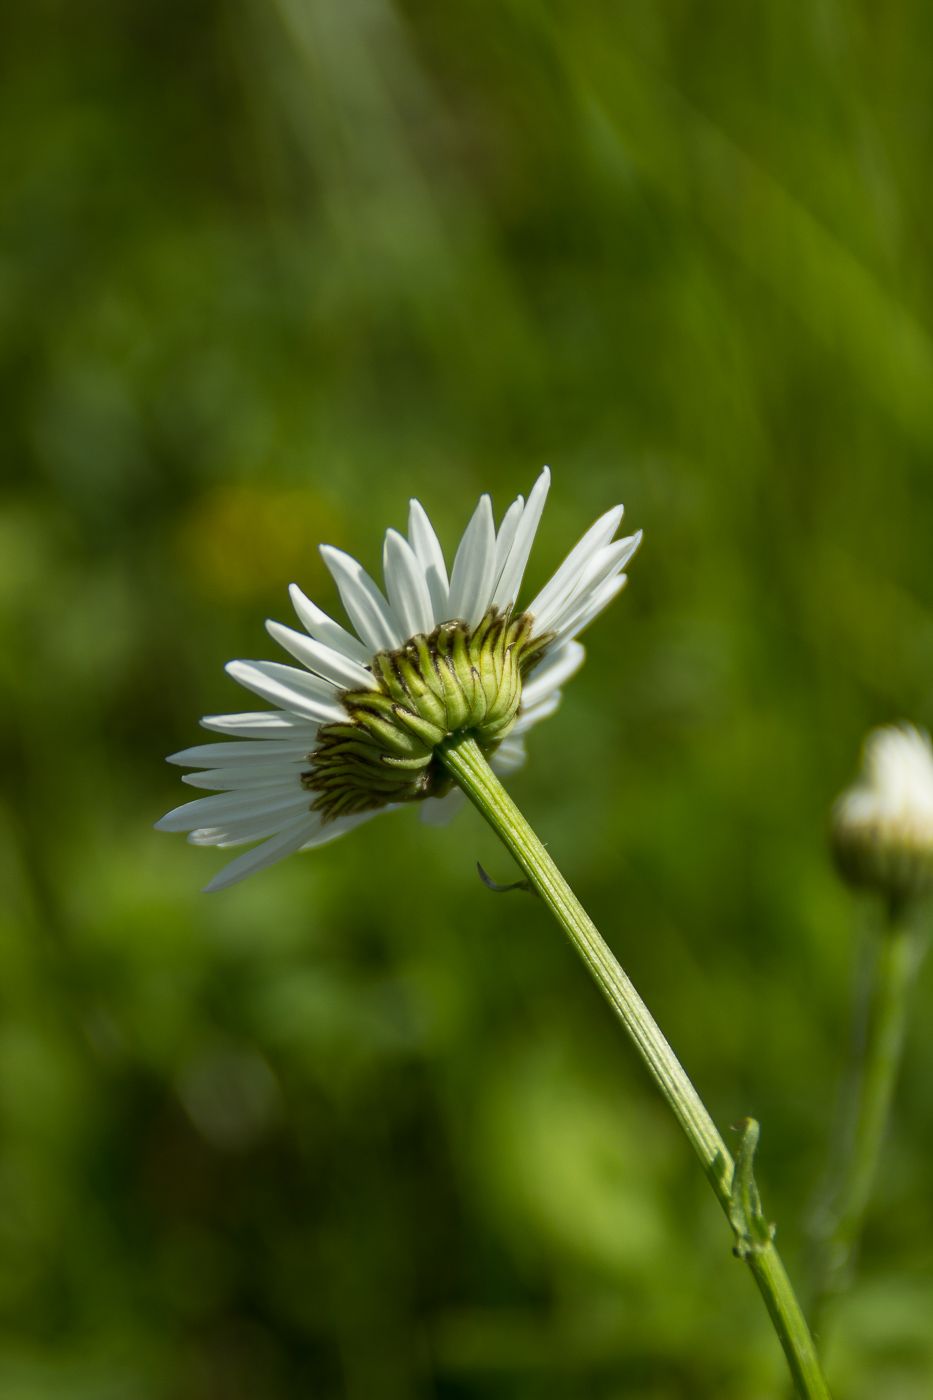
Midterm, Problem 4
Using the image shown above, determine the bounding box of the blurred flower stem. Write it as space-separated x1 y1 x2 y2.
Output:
440 733 831 1400
810 900 926 1330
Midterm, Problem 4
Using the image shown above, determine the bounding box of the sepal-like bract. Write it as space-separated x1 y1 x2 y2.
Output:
304 608 548 819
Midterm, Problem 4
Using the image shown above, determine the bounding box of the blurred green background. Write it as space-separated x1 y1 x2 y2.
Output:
3 1 933 1395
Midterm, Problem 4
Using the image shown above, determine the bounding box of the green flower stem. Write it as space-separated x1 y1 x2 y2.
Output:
439 733 830 1400
812 906 922 1324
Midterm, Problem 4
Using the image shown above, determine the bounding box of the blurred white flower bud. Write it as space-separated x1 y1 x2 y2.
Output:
832 724 933 901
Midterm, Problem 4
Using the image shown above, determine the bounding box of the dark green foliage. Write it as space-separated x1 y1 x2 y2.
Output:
2 0 933 1393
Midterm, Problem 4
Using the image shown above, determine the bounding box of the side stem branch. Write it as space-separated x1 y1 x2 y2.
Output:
810 906 922 1329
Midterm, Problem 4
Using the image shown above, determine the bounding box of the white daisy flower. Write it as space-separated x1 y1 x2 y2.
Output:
832 723 933 901
157 468 641 891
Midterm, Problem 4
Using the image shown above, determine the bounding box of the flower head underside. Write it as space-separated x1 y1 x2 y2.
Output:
156 469 641 890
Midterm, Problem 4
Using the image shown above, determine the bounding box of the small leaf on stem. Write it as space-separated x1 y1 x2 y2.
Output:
476 861 535 895
729 1118 777 1259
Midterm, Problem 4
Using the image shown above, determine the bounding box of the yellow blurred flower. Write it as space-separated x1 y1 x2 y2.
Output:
180 485 343 601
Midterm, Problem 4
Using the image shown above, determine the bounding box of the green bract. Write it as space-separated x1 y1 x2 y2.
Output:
831 814 933 902
304 607 549 820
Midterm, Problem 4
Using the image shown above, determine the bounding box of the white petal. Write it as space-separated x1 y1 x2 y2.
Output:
155 788 311 832
534 531 641 634
382 529 435 637
202 814 322 893
490 738 527 776
549 574 628 650
447 494 497 626
408 499 449 621
288 584 372 665
189 828 247 847
265 619 378 691
230 661 338 704
526 504 625 626
512 690 563 735
189 809 315 846
182 762 310 791
299 808 387 848
532 539 627 634
202 808 388 856
226 660 345 724
168 740 315 768
521 641 586 707
419 788 468 826
491 496 523 596
196 806 391 851
493 467 550 610
320 545 401 653
200 711 319 739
